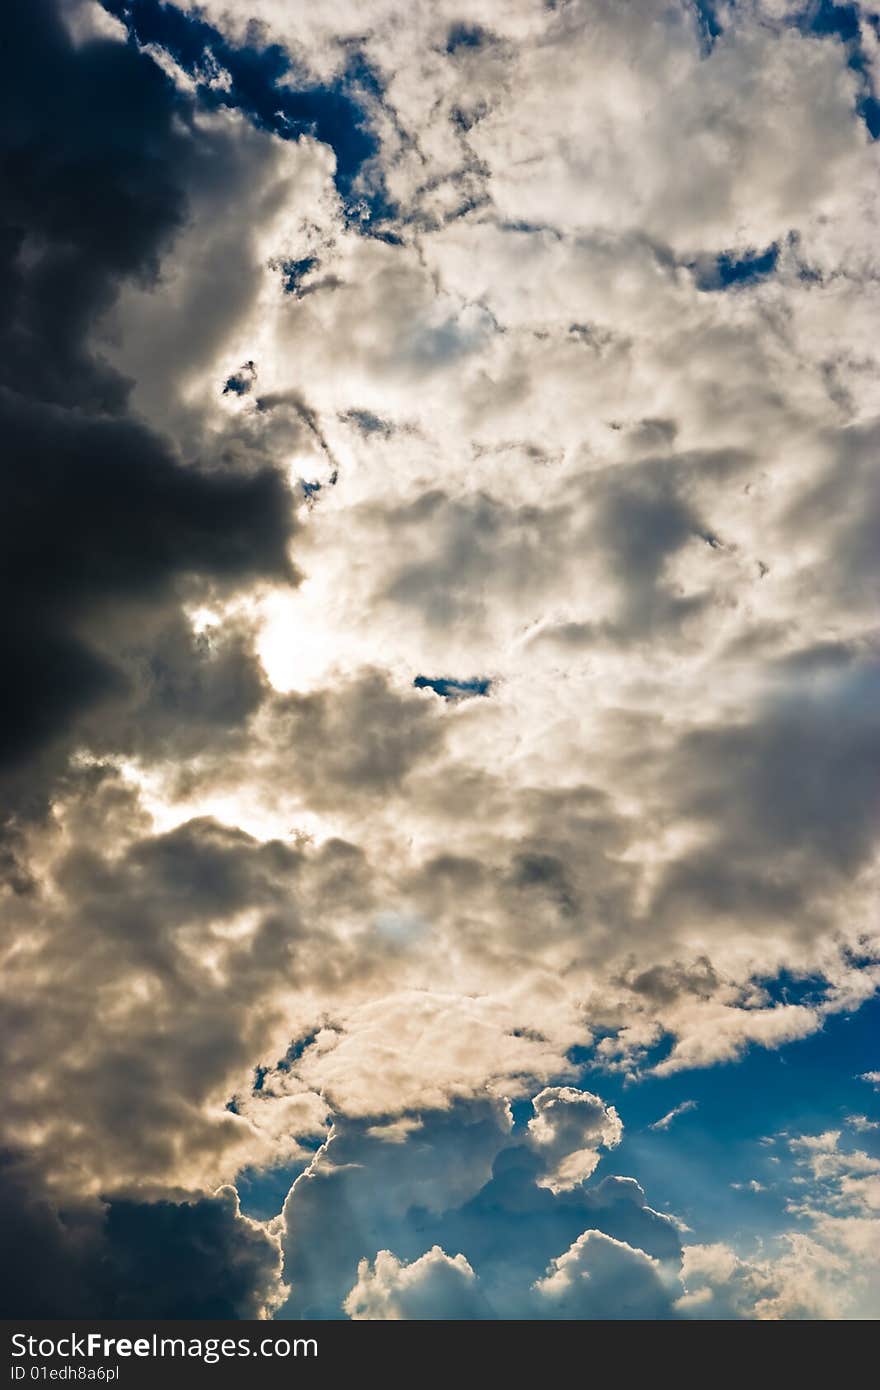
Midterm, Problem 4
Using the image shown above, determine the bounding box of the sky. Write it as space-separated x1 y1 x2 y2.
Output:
1 0 879 1320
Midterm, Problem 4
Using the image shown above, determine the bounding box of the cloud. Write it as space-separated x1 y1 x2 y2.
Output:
677 1231 864 1321
676 1242 796 1320
343 1226 682 1321
344 1247 490 1319
289 994 577 1119
526 1087 623 1192
279 1098 514 1317
847 1115 880 1133
0 783 339 1196
265 670 446 805
678 1124 880 1319
5 0 880 1318
650 1100 698 1132
533 1230 679 1320
0 1155 285 1318
0 0 299 834
274 1087 681 1318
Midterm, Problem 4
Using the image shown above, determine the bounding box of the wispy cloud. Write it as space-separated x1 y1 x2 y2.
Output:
650 1101 698 1132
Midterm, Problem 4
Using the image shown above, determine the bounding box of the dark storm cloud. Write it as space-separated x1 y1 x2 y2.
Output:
0 1154 282 1317
2 2 184 410
0 1 296 802
89 1187 283 1317
0 397 293 770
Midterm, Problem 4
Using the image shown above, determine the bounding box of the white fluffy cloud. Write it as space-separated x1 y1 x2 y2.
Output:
533 1229 678 1319
527 1087 622 1192
343 1228 681 1321
344 1247 488 1320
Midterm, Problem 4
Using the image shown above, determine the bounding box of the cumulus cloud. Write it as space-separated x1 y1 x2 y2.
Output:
278 1099 513 1318
343 1227 681 1321
677 1235 857 1321
275 1088 681 1317
533 1230 678 1320
526 1087 623 1192
344 1247 490 1320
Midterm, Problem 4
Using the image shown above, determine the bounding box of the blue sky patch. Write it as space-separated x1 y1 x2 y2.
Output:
277 256 318 296
222 359 256 396
414 675 492 699
691 1 723 51
691 243 779 290
100 0 395 222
